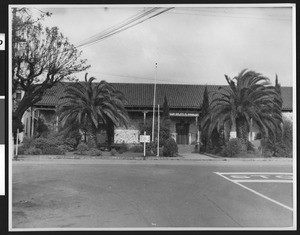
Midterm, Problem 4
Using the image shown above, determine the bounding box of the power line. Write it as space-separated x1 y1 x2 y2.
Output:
169 8 291 21
173 7 289 17
78 7 174 48
76 7 174 49
75 7 160 47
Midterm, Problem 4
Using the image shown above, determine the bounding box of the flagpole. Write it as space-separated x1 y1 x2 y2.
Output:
157 104 160 156
152 63 157 142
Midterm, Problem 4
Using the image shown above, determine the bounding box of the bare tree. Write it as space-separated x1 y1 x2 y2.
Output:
12 7 90 131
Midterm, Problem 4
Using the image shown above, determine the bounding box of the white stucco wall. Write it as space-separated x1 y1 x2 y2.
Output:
114 129 140 144
283 112 293 121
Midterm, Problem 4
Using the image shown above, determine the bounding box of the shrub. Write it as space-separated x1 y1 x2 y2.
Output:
129 145 144 153
159 125 171 147
65 129 82 145
22 137 35 149
33 137 61 150
87 148 102 156
162 138 178 157
61 143 74 152
17 146 26 155
117 142 128 154
146 141 157 156
63 137 78 151
24 147 42 155
33 137 49 150
87 138 97 149
205 128 225 154
76 142 89 155
42 146 65 155
247 141 256 152
281 118 293 158
221 138 243 158
110 148 117 156
261 118 293 158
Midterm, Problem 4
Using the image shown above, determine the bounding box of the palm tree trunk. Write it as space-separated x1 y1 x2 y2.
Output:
236 117 248 152
224 123 231 142
106 121 114 149
89 126 98 148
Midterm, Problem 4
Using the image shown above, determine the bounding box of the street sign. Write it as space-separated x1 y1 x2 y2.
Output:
140 135 150 143
140 132 150 159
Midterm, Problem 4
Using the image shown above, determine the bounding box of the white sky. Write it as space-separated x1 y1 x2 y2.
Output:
30 5 294 86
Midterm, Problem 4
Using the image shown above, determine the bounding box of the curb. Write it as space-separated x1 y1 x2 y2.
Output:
13 154 293 162
201 153 222 159
199 153 293 162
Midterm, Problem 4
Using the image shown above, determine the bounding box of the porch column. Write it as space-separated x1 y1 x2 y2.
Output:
31 108 35 137
143 111 148 125
196 116 200 152
249 118 253 141
173 133 177 142
56 116 59 132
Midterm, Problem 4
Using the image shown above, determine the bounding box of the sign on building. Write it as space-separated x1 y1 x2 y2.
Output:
170 112 199 117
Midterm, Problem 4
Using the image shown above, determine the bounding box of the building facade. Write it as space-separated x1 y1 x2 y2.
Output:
18 82 293 145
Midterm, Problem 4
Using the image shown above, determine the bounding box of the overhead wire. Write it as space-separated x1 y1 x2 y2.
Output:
78 7 174 48
76 7 174 49
75 7 160 47
168 8 291 21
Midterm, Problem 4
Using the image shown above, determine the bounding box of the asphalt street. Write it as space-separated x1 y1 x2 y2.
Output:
11 159 294 230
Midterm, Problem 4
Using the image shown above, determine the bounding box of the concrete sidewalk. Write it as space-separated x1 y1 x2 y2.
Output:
13 153 218 161
13 152 293 162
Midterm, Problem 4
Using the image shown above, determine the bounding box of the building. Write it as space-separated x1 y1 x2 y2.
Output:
18 82 293 145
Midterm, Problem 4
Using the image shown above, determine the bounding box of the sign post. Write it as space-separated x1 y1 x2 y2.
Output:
140 131 150 160
143 131 146 159
15 129 19 160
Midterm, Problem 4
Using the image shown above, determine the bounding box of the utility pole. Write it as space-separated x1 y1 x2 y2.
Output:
152 63 157 142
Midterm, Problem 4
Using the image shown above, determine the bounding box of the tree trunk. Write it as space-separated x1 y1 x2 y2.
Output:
90 128 98 149
236 117 249 152
224 123 231 142
106 122 114 149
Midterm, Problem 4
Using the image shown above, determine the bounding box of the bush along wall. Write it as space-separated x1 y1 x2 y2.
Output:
18 136 66 155
18 131 82 156
221 138 243 158
261 117 293 158
75 142 102 156
162 138 178 157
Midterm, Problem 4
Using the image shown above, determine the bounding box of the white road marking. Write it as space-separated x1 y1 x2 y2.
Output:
217 172 292 174
230 180 292 183
217 172 293 182
215 172 293 212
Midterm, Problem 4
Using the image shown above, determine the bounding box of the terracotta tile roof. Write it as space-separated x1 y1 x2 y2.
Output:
36 82 293 111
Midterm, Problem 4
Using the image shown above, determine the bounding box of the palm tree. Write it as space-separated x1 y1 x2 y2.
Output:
201 69 282 151
58 73 129 147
